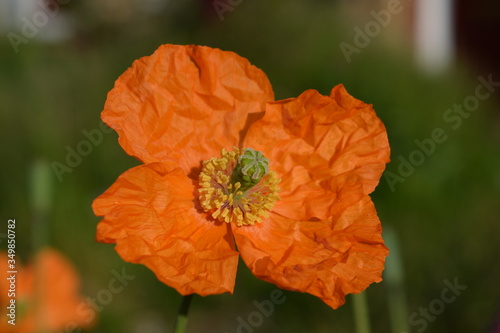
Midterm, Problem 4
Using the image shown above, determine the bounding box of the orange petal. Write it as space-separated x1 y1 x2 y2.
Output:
93 163 239 295
244 86 390 200
232 196 388 309
0 248 94 332
102 44 274 173
269 165 365 222
327 85 390 193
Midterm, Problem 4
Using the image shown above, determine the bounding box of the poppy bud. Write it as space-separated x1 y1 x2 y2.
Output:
231 148 269 191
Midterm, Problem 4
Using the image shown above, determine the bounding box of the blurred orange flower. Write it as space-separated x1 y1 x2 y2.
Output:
0 248 94 332
93 44 390 309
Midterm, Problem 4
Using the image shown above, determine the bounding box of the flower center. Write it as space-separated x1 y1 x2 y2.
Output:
198 148 280 226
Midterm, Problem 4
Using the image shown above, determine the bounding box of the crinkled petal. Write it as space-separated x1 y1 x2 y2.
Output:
327 85 390 193
102 44 274 173
244 86 390 220
270 167 365 222
233 196 388 309
92 163 239 295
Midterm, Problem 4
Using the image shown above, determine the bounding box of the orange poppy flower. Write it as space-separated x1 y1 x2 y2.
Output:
93 44 390 309
0 248 94 333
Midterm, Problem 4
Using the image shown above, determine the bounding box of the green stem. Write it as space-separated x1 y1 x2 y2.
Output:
30 159 52 333
352 291 371 333
173 294 194 333
384 227 410 333
30 159 52 252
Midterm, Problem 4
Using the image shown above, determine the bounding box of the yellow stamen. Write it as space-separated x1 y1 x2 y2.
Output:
198 148 280 226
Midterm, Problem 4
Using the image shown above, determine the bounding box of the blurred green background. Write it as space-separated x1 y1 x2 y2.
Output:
1 0 499 332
